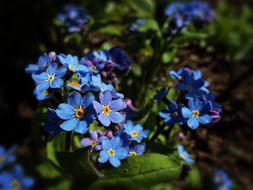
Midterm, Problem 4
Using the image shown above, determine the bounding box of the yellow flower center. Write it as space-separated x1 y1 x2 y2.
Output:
47 74 55 82
43 90 49 96
129 151 137 157
192 110 200 117
69 65 76 71
11 180 21 189
69 80 80 87
0 156 6 163
90 66 97 71
75 106 85 119
102 105 111 115
131 131 140 137
107 148 115 157
91 140 97 147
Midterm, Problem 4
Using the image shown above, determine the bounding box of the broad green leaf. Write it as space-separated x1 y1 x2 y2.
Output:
55 148 101 184
150 183 179 190
89 153 182 190
186 167 202 189
129 0 155 17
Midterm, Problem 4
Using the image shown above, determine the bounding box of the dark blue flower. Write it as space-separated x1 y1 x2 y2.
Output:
93 90 125 127
56 92 95 134
98 136 128 168
159 101 184 126
123 121 149 143
0 165 34 190
214 170 232 190
177 144 194 163
58 4 88 33
182 99 212 129
32 64 67 92
0 146 15 170
44 109 62 140
109 47 133 72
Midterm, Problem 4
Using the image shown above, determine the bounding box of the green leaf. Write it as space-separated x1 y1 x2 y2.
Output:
150 183 179 190
129 0 155 17
37 160 62 179
186 167 203 189
89 153 182 190
55 149 100 184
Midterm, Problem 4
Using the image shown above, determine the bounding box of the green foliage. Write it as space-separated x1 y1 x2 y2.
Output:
186 167 203 189
89 153 182 190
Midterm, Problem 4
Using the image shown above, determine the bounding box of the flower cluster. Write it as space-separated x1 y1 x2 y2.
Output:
26 48 148 168
0 146 34 190
159 67 222 130
165 2 214 33
214 170 233 190
57 3 88 33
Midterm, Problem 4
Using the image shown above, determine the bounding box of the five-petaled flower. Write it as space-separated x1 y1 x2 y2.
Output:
98 137 128 168
123 121 149 143
93 90 125 127
181 99 212 129
32 64 67 91
177 144 194 163
56 92 95 134
127 144 146 157
0 165 34 190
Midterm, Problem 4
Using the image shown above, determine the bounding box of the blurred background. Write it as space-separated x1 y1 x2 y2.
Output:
0 0 252 189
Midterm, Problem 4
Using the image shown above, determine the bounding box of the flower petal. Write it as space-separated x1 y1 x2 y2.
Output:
109 111 124 124
115 148 128 160
109 157 121 168
100 90 112 106
68 92 82 108
46 64 58 74
35 81 49 91
74 120 88 134
80 138 91 147
60 118 78 131
109 99 124 111
32 72 48 82
187 117 199 129
82 92 95 108
55 66 67 77
98 151 109 164
181 107 192 118
98 113 111 127
50 78 63 88
199 114 212 124
93 101 102 114
56 104 75 119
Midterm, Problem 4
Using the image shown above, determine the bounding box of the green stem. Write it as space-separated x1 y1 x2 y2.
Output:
150 123 167 142
65 132 73 152
87 152 104 178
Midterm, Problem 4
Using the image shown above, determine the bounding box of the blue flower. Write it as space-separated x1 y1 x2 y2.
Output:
177 144 194 163
181 99 212 129
59 54 88 73
0 165 34 190
44 109 62 140
98 136 128 168
32 64 66 91
58 4 88 33
127 144 146 156
109 47 133 72
159 101 184 126
79 58 104 74
123 121 149 143
25 52 55 74
214 170 232 190
56 92 95 134
93 90 125 127
0 146 15 169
